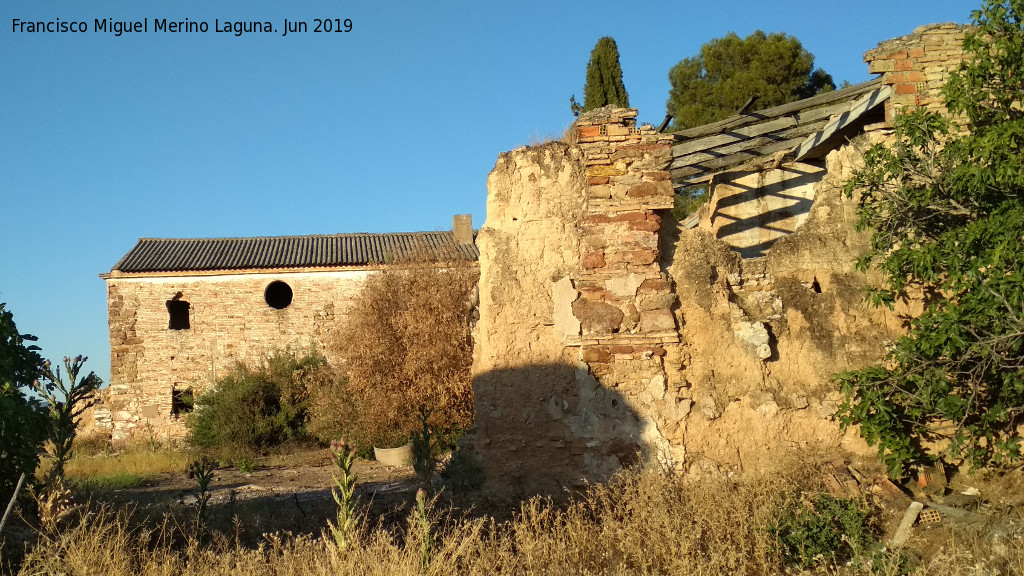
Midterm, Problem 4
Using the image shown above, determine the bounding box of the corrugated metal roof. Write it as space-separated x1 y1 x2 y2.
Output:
110 231 478 273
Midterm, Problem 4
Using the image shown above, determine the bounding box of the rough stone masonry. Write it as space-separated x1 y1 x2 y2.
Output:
463 24 969 495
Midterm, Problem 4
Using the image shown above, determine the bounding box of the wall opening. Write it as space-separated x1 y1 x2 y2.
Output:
171 387 194 418
264 280 293 309
166 299 190 330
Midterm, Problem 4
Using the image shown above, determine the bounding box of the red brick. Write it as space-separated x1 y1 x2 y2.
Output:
609 345 634 354
622 249 657 265
909 47 925 58
907 71 927 82
890 49 908 60
894 59 913 72
887 72 908 83
578 125 601 138
581 347 612 363
582 251 606 269
588 176 609 186
609 211 648 222
629 220 662 232
895 83 919 95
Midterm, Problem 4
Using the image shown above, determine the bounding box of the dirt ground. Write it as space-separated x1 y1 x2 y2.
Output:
89 450 428 542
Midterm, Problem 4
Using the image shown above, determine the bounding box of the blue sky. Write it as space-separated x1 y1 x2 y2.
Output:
1 0 977 384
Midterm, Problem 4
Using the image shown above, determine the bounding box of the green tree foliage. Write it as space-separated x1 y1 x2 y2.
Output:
187 350 332 454
666 31 835 130
576 36 630 115
835 0 1024 478
0 302 49 497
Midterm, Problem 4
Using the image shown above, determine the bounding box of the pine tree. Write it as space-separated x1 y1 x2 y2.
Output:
580 37 630 113
666 31 834 130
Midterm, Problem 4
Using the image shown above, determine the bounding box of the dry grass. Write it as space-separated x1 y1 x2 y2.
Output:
65 445 191 481
8 463 1023 575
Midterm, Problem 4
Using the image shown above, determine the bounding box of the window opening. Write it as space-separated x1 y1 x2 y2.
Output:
167 298 190 330
265 281 293 309
171 387 194 417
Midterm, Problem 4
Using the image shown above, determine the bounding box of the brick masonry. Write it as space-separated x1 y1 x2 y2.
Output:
864 23 968 121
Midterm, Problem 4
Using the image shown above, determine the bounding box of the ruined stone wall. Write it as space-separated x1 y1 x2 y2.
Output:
468 110 685 495
470 25 969 493
864 23 968 121
101 270 370 441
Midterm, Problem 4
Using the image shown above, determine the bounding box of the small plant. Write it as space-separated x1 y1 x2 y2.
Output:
410 407 437 488
30 478 76 534
772 492 877 570
186 456 218 536
32 356 102 487
412 488 432 570
234 456 258 474
327 438 360 553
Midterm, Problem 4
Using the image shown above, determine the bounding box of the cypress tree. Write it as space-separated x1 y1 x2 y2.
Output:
581 36 630 113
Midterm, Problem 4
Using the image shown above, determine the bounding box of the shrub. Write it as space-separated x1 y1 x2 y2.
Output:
0 302 49 498
187 349 333 454
312 261 477 450
836 0 1024 477
773 493 876 569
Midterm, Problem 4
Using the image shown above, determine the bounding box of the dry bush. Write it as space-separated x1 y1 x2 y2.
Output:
311 260 478 450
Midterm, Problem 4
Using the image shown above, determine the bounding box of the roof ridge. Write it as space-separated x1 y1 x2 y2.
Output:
134 230 457 242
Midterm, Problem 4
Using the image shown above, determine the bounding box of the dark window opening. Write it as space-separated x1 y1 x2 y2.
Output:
265 281 293 309
811 278 822 294
171 387 194 418
167 299 190 330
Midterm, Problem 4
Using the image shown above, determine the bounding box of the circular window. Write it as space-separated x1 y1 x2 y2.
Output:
264 281 293 309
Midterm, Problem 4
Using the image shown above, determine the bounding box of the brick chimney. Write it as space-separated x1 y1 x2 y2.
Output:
453 214 473 245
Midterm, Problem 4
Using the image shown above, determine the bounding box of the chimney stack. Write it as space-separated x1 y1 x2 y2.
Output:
453 214 473 245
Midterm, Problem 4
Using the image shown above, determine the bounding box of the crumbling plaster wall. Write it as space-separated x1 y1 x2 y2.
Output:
101 270 370 441
670 131 919 474
470 24 968 492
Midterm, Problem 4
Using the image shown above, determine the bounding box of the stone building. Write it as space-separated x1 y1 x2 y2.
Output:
98 215 477 441
465 24 968 494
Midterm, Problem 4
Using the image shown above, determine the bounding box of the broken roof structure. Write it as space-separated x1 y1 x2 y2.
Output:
670 78 891 185
670 79 892 256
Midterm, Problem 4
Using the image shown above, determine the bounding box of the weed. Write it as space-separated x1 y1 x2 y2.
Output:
327 439 360 553
410 407 437 488
412 488 432 570
234 456 258 474
186 456 218 538
771 492 898 572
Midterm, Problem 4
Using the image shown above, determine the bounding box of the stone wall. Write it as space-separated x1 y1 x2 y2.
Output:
469 25 969 493
864 23 968 120
101 270 371 441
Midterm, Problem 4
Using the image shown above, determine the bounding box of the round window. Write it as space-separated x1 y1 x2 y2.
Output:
264 281 293 309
